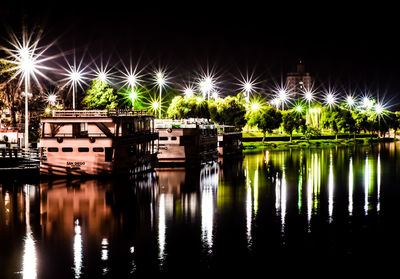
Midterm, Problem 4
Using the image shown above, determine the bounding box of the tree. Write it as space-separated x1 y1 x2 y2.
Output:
321 108 339 140
0 60 22 127
208 94 247 130
352 111 370 134
336 108 356 138
167 95 210 119
282 110 306 142
247 106 282 143
322 107 355 140
82 79 118 109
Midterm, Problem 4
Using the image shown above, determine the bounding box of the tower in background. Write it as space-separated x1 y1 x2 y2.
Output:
286 61 313 98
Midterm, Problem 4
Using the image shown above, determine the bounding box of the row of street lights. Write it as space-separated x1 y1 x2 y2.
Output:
1 34 388 148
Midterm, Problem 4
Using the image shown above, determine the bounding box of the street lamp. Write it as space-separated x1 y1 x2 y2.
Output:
47 94 57 106
278 89 288 111
155 71 166 118
199 76 214 101
345 95 355 110
242 81 254 107
126 73 138 109
18 48 35 148
184 87 194 97
375 103 384 137
325 93 336 108
68 68 84 110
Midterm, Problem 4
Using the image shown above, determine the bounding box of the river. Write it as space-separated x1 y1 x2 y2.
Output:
1 142 400 277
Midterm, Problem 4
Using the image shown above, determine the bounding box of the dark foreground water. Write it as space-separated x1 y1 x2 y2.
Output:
1 143 400 278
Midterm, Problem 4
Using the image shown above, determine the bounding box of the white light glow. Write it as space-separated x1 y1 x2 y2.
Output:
184 87 194 97
74 220 83 279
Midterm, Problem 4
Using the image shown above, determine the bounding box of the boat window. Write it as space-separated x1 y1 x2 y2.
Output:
62 147 73 152
47 147 58 152
105 147 113 162
93 147 104 152
78 147 89 152
160 137 168 141
171 136 177 140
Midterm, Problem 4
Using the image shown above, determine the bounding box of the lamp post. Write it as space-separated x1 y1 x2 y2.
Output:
243 82 253 107
155 72 166 119
304 90 313 126
19 47 34 149
69 68 83 110
199 77 213 102
278 89 287 111
375 103 383 137
127 74 137 109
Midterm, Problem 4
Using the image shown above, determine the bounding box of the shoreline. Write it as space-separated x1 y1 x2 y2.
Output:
243 137 399 152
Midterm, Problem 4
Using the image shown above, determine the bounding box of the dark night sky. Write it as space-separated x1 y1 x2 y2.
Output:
1 1 400 109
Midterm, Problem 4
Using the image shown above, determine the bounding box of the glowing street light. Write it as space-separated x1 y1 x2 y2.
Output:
47 94 57 106
127 74 137 88
278 89 288 110
325 93 337 108
129 90 138 109
362 96 373 110
67 68 85 110
270 98 280 109
199 76 214 101
155 71 166 118
241 81 254 106
345 95 356 110
250 102 261 112
184 87 194 97
97 71 107 83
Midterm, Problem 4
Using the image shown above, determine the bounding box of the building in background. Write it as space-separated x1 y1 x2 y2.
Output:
286 61 313 98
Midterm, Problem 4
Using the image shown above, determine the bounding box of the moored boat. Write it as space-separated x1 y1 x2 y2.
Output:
155 118 218 166
40 110 158 176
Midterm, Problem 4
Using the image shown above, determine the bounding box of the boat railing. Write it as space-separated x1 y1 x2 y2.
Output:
154 118 215 128
51 109 152 117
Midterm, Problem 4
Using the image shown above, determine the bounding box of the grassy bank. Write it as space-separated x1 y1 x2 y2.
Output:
243 137 398 152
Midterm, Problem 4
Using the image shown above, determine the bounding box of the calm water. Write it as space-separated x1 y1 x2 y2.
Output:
1 143 400 278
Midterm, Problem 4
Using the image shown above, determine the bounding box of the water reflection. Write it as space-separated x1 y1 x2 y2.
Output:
0 143 398 277
22 185 37 279
73 219 82 278
200 163 218 253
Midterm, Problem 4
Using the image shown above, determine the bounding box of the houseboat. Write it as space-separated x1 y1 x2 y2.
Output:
217 125 243 157
40 110 158 176
155 118 218 166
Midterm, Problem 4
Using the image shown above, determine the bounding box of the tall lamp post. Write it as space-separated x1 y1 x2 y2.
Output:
278 89 288 111
199 77 213 102
155 72 166 119
19 48 35 149
127 74 137 109
375 103 383 137
304 89 313 126
69 68 83 110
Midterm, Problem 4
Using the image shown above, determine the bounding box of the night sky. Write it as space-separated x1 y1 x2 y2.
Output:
1 1 400 109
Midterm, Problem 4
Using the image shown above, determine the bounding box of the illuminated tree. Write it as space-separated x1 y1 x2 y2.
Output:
82 79 118 109
282 110 306 142
167 95 210 119
209 94 246 130
247 106 282 143
0 60 21 127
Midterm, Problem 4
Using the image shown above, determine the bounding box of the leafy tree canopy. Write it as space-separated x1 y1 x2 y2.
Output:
82 79 118 110
209 94 246 130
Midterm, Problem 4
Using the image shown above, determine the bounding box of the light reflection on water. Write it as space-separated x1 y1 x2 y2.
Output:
0 143 399 276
